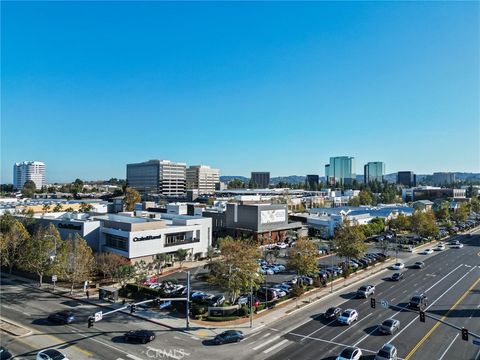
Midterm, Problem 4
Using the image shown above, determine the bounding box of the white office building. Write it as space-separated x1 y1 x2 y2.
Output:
13 161 46 190
126 160 186 196
186 165 220 194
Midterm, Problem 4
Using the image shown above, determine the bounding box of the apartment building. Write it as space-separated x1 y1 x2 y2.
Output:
13 161 46 190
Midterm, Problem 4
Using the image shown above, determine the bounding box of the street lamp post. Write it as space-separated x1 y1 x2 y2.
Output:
330 244 334 293
180 269 191 330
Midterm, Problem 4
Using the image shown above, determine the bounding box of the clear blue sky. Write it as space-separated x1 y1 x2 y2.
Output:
1 1 479 183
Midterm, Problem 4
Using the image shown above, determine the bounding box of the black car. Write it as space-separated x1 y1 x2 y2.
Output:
409 294 428 310
213 330 244 345
412 261 425 269
391 272 404 281
124 330 155 344
324 307 342 320
47 311 75 324
0 346 12 360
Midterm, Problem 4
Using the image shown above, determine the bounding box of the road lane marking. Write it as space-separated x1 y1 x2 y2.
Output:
404 274 480 360
261 332 271 338
300 319 337 342
252 335 280 350
438 334 459 360
289 332 377 354
263 339 289 354
330 313 372 341
389 265 477 346
126 354 144 360
353 325 378 346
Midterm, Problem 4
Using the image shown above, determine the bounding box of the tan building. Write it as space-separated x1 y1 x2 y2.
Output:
186 165 219 194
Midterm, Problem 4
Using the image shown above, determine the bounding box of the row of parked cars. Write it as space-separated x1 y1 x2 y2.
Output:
257 259 286 275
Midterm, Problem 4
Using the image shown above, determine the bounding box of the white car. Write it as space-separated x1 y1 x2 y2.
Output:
337 309 358 325
275 242 288 249
424 249 434 255
336 346 362 360
392 262 405 270
270 288 287 298
37 349 69 360
435 244 446 251
451 243 464 249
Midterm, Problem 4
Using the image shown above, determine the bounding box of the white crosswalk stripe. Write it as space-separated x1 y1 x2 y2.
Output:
252 335 280 350
263 339 290 354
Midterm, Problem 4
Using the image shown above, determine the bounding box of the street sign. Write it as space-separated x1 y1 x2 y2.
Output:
159 300 172 309
94 311 103 322
473 339 480 346
52 275 57 282
380 299 389 309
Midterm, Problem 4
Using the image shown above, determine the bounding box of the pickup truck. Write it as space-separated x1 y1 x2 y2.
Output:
356 285 375 298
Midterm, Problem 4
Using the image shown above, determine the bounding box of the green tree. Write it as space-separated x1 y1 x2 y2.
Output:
65 207 75 213
95 252 128 280
175 249 189 268
0 217 30 273
134 260 149 290
411 210 439 238
42 204 51 213
377 239 391 256
23 224 63 287
333 220 368 262
264 248 280 264
452 203 470 223
22 180 36 198
207 236 263 303
286 238 319 277
53 203 63 212
470 197 480 213
70 178 84 194
60 234 96 293
435 201 450 222
114 264 135 287
153 253 170 275
124 187 141 211
388 213 411 232
358 190 374 205
227 179 245 189
79 203 94 212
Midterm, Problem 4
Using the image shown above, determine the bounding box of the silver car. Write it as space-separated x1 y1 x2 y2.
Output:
375 343 398 360
379 318 400 335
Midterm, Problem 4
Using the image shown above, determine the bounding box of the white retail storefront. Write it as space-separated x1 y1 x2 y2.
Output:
96 213 212 263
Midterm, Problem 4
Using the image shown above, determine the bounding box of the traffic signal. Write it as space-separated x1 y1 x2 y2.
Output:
370 298 376 309
419 311 425 323
130 304 136 314
88 316 94 328
462 328 468 341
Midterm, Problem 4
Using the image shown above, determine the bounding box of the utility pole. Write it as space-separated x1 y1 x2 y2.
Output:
186 270 190 330
330 244 334 293
250 281 253 328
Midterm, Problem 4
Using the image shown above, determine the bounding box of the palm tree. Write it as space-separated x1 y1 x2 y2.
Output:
153 253 170 275
42 204 51 214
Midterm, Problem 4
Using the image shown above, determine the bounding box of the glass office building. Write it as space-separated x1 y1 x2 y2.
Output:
325 156 356 186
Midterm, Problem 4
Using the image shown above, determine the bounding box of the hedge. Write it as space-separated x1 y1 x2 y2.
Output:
207 316 239 322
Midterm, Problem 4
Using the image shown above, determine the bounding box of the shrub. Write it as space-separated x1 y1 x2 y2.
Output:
207 316 239 322
237 305 250 317
290 284 305 297
191 304 208 316
313 277 322 288
256 304 266 312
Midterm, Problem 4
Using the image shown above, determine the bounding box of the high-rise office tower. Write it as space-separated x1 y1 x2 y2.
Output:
325 156 356 186
13 161 46 190
126 160 186 196
364 162 386 183
306 174 319 189
432 172 456 186
186 165 220 194
250 172 270 188
397 171 417 187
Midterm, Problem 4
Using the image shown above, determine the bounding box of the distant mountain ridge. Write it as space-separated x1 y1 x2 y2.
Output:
221 172 480 185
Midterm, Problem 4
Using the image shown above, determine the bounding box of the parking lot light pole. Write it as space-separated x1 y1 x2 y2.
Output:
330 245 334 293
186 270 190 330
250 281 253 328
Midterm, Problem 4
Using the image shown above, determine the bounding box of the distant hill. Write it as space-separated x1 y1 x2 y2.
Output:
220 176 249 183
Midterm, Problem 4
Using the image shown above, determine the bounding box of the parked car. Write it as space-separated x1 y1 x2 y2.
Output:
324 307 342 320
357 285 375 298
412 261 425 269
272 284 291 294
298 276 314 286
275 242 288 249
257 288 278 302
191 291 214 301
374 343 398 360
409 294 428 310
36 349 69 360
270 288 287 298
208 295 226 307
336 346 362 360
235 294 250 305
124 330 155 344
391 272 404 281
379 318 400 335
337 309 358 325
0 347 12 360
272 263 286 271
47 311 75 325
259 267 274 275
392 262 405 270
213 330 244 345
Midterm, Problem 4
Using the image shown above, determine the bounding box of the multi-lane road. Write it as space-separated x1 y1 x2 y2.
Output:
1 231 479 360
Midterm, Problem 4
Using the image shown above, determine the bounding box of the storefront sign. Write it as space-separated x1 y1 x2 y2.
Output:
133 234 162 242
58 223 82 230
